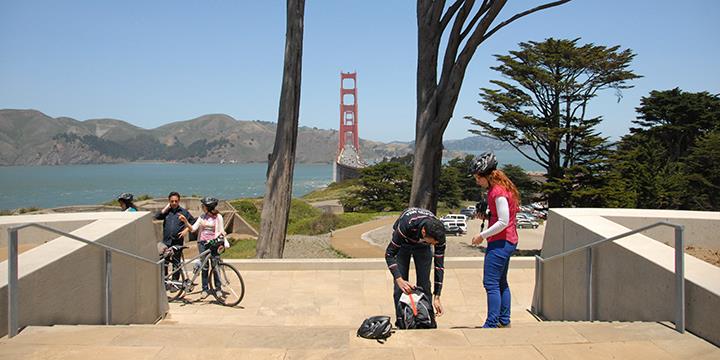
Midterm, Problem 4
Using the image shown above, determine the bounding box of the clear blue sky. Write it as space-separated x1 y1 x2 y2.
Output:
1 1 718 142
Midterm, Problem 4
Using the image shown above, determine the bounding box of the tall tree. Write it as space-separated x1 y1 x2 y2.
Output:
501 164 540 204
341 161 412 212
446 154 484 201
467 38 639 207
411 0 572 213
438 165 463 209
256 0 305 258
611 89 720 210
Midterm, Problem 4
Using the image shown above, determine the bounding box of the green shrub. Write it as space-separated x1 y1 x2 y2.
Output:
302 179 360 202
222 238 257 259
230 199 261 229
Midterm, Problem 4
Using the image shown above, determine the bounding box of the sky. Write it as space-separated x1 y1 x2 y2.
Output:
1 1 718 143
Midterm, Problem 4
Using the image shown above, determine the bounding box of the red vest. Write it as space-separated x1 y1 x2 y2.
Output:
487 185 519 245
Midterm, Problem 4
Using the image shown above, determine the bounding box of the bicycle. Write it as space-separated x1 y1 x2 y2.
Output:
162 237 245 307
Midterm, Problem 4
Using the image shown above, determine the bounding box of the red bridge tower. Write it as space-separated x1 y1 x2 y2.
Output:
333 72 366 182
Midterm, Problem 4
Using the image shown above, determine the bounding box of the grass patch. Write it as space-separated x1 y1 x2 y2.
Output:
231 198 322 235
288 211 399 235
301 180 360 202
230 196 399 236
329 246 351 259
229 198 262 230
223 238 257 259
0 207 41 216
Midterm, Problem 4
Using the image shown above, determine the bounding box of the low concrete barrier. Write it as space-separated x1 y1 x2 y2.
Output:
532 208 720 346
0 212 167 337
225 256 536 271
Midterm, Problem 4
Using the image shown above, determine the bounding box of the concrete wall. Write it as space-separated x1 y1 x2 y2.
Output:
0 212 168 337
137 198 258 238
532 208 720 346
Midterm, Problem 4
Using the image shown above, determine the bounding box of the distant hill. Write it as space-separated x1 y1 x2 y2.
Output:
443 136 514 152
0 109 508 166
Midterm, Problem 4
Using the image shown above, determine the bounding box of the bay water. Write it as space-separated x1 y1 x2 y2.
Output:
0 163 333 210
0 150 541 210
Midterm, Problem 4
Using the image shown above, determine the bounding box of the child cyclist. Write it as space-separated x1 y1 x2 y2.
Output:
469 152 521 328
179 197 226 299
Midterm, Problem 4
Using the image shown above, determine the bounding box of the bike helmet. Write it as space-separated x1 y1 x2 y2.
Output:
201 197 219 211
469 152 498 176
118 193 134 202
357 315 393 343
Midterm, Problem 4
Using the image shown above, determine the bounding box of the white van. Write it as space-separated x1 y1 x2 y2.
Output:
442 214 467 222
441 214 467 233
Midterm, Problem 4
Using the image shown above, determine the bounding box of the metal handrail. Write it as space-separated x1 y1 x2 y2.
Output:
6 223 165 338
533 221 685 333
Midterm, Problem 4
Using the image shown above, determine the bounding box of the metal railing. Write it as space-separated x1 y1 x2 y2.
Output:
6 223 166 338
533 221 685 333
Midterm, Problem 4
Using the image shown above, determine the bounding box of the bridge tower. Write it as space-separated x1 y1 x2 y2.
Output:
339 72 359 153
333 72 365 182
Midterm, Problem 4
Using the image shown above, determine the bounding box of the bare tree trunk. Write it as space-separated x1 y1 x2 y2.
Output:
410 0 571 212
256 0 305 259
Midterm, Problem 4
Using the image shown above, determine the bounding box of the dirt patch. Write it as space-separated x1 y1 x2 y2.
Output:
283 234 347 259
686 246 720 267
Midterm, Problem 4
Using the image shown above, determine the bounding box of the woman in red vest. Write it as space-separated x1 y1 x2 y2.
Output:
470 152 520 328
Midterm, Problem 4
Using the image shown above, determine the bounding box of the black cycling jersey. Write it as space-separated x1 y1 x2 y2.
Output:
385 207 446 296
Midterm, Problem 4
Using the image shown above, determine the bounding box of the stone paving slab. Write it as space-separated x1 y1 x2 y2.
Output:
412 345 547 360
0 344 163 360
535 341 678 360
162 268 538 329
2 266 719 359
3 323 718 359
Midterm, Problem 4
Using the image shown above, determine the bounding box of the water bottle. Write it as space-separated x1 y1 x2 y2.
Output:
192 259 201 273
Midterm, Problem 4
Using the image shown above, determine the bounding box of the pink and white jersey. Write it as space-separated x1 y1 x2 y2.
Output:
191 213 224 242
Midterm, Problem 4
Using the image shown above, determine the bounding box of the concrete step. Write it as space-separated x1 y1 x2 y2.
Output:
1 321 718 359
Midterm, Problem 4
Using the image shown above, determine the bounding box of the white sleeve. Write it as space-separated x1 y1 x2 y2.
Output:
480 196 510 239
216 214 225 237
190 217 201 232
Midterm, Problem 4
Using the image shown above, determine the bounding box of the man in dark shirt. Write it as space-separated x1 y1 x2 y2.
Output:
385 207 446 327
155 192 196 279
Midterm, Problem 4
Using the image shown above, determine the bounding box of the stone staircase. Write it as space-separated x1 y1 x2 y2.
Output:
1 321 718 359
1 268 718 359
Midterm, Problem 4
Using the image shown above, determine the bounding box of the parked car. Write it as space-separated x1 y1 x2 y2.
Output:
442 214 468 222
516 218 539 229
442 218 467 234
444 224 465 236
516 212 537 221
460 208 476 218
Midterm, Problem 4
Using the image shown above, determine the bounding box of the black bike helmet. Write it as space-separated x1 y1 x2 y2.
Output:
357 315 393 343
201 197 219 211
469 152 498 176
118 193 134 202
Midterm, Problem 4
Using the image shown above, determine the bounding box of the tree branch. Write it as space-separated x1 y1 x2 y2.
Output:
481 0 572 42
440 0 465 32
440 0 476 81
459 0 492 40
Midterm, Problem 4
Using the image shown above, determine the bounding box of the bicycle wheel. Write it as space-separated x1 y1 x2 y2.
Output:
209 263 245 306
165 262 187 302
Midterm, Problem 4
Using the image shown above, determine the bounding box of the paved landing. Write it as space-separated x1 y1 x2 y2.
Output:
2 268 718 359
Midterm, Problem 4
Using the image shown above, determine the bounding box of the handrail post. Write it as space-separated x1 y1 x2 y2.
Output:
587 247 593 321
8 228 19 338
533 255 543 316
105 249 112 325
675 225 685 333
